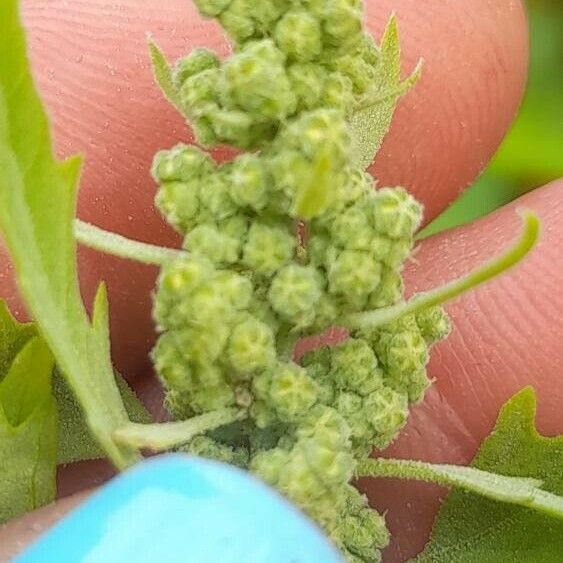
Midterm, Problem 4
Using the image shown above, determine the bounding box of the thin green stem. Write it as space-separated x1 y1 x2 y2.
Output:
357 458 563 521
74 219 185 266
344 211 540 330
113 408 246 451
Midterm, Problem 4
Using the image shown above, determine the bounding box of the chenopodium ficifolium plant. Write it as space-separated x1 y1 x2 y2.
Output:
148 1 448 560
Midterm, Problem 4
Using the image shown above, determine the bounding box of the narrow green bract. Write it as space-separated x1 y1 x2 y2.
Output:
149 3 445 560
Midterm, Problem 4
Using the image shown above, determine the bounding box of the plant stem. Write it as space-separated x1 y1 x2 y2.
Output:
74 219 185 266
357 458 563 521
344 211 539 330
113 408 246 451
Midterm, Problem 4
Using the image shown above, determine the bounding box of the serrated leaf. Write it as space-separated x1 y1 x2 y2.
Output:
0 300 36 376
350 15 421 170
415 388 563 562
0 336 57 524
0 0 139 468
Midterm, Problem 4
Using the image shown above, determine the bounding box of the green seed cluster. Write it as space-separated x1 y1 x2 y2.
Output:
151 1 451 561
174 0 379 149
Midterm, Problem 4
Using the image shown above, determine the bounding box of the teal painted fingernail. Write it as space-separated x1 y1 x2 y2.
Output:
16 454 343 563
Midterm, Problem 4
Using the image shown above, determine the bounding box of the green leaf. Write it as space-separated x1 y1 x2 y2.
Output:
0 300 36 376
55 369 152 464
148 40 184 113
350 15 422 170
0 335 57 524
415 388 563 562
0 0 139 469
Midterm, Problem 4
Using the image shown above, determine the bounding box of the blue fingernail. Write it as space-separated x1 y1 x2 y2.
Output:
16 454 343 563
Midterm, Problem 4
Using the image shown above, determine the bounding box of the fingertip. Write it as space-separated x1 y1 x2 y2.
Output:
364 0 529 222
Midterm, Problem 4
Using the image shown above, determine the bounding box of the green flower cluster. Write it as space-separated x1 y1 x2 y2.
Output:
173 0 379 149
150 1 451 561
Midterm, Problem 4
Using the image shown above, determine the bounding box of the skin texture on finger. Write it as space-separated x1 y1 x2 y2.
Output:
0 0 527 381
0 492 88 561
366 0 528 221
358 179 563 562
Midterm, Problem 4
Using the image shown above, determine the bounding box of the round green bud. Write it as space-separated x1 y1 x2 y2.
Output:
268 264 322 325
328 250 382 299
193 0 232 17
219 0 255 43
274 10 322 62
227 317 276 373
157 257 213 300
251 0 284 32
321 72 354 111
330 53 376 94
184 223 241 264
330 203 374 250
191 115 219 147
279 109 349 163
302 439 355 485
370 233 393 262
403 369 431 404
151 144 214 183
416 306 452 344
230 154 270 211
268 149 312 197
287 63 325 111
179 68 220 117
330 338 383 395
189 367 235 413
213 270 253 310
198 168 239 220
277 447 325 506
333 391 373 444
187 279 237 326
173 323 230 364
363 387 408 448
221 39 296 121
371 187 423 240
383 238 413 269
337 503 389 561
207 109 255 148
155 180 200 234
184 436 249 469
242 221 296 277
250 447 290 486
152 332 193 392
323 0 363 47
367 266 404 308
174 48 220 88
296 404 351 450
381 329 429 377
268 363 319 422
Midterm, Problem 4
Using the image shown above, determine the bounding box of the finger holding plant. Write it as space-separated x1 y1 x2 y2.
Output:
0 1 561 562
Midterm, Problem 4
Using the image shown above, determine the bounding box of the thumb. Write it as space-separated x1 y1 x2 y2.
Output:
361 179 563 562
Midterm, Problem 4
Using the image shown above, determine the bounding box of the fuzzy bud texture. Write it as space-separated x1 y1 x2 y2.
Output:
150 2 450 561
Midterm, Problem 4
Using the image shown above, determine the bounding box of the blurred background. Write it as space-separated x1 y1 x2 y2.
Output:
420 0 562 238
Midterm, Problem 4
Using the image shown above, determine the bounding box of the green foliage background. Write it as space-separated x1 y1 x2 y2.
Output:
421 0 563 238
